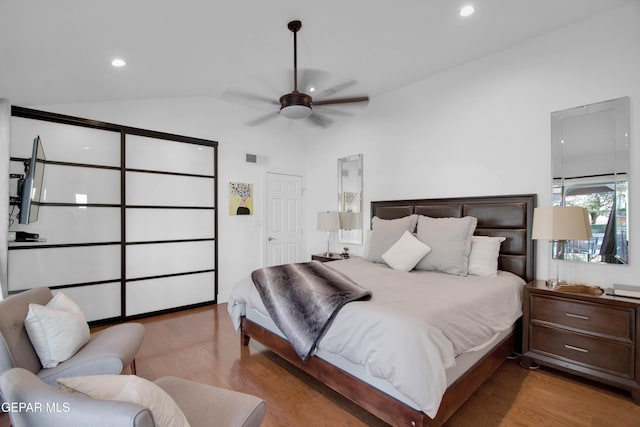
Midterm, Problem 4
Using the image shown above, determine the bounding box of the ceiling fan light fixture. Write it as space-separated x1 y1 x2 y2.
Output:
279 91 313 119
280 105 312 119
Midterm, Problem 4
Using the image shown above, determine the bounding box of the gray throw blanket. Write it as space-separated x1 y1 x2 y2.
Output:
251 261 372 361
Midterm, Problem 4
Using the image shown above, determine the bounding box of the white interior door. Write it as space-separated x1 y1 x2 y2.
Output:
266 172 303 266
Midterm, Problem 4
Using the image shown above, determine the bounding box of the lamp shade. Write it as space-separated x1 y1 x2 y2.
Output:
532 206 592 241
339 212 361 230
317 211 340 231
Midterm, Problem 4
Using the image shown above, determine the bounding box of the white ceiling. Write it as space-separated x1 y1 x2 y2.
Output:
0 0 633 108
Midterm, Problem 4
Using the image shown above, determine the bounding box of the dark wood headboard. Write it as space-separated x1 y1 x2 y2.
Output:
371 194 536 282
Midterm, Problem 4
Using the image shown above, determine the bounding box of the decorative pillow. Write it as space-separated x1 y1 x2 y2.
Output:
382 231 432 272
58 375 190 427
364 214 419 263
24 293 90 368
468 236 506 277
414 215 478 276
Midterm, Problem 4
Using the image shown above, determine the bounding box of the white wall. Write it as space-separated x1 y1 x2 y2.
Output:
304 2 640 288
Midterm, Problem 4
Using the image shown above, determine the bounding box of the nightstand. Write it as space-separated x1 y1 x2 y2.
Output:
311 253 347 263
522 280 640 403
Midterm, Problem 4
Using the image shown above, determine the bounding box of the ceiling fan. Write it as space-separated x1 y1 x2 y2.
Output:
229 20 370 127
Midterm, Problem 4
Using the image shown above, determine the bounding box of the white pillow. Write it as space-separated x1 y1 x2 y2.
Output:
24 293 90 368
58 375 190 427
468 236 506 276
382 231 432 272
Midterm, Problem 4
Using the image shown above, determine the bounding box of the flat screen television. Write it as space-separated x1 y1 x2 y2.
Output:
17 136 46 224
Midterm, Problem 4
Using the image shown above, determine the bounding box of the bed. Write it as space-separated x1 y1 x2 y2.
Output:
230 194 536 426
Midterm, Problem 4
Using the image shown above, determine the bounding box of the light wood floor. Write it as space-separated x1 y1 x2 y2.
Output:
3 304 640 426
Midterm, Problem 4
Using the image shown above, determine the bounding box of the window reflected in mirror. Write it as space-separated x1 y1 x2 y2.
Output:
551 97 629 264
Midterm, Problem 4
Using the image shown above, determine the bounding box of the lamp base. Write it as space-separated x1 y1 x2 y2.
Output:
546 279 567 289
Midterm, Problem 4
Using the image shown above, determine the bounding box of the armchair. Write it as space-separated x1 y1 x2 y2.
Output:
0 287 144 386
0 368 266 427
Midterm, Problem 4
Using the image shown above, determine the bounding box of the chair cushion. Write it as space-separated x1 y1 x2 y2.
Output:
36 322 145 386
58 375 190 427
155 376 266 427
24 293 90 368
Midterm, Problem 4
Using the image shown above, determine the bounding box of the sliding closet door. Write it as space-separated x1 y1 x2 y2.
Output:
8 116 123 321
124 134 216 316
7 108 218 322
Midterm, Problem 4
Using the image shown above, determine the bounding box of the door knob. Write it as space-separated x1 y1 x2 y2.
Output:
267 236 277 241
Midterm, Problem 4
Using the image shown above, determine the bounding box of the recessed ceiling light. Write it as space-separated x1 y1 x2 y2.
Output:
460 5 475 17
309 87 316 93
111 58 126 67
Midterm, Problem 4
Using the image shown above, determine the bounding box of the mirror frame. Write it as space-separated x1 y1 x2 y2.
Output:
337 154 363 245
551 97 629 264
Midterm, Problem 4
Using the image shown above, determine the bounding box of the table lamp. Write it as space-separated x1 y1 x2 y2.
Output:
317 211 340 256
532 206 592 287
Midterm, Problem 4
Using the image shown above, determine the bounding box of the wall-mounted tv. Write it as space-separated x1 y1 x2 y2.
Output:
17 136 46 224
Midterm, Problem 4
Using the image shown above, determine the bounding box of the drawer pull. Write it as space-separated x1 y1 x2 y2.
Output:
565 312 589 320
564 344 589 353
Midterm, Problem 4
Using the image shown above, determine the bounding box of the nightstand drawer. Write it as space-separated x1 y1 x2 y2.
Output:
531 325 634 378
531 294 633 341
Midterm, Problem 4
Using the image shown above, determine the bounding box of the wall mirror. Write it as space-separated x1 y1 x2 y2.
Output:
337 154 363 245
551 96 629 264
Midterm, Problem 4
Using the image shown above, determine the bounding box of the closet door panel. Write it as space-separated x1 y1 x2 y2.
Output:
38 164 120 204
126 172 214 207
126 209 214 242
126 241 215 279
53 283 121 322
11 117 120 166
8 245 120 291
126 272 215 316
10 206 120 246
126 135 214 175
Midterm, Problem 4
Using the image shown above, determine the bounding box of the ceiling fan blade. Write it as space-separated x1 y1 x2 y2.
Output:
316 80 357 98
312 96 369 106
222 89 279 106
310 106 355 117
307 113 333 128
246 112 279 126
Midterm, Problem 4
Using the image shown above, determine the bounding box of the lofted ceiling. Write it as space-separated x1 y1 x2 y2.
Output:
0 0 633 109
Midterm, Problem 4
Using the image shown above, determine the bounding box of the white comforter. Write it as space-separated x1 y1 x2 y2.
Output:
228 257 524 418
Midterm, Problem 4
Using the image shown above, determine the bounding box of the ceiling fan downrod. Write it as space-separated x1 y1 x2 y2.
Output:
288 20 302 92
280 20 313 119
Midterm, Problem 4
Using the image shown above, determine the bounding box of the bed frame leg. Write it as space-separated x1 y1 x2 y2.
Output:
240 317 251 346
241 332 251 346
